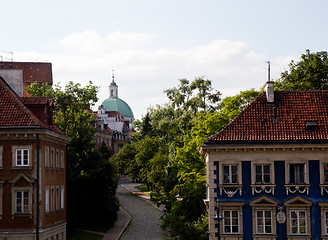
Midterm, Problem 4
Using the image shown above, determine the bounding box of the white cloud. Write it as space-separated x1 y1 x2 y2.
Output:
15 30 294 120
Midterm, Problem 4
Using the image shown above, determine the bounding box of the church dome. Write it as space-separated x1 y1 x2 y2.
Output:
101 97 134 119
101 73 134 120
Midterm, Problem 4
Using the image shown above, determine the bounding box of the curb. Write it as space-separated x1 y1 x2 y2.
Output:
113 206 131 240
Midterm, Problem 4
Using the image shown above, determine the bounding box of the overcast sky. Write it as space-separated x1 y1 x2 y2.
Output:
1 0 328 120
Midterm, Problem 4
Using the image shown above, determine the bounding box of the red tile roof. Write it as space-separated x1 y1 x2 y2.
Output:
205 91 328 145
0 76 63 134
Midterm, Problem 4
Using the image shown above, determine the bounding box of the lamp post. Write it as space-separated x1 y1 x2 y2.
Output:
175 190 184 201
213 201 223 240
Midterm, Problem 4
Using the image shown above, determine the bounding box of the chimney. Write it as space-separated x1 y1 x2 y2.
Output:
264 81 274 104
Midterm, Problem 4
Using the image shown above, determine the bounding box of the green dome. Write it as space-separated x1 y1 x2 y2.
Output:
101 97 134 119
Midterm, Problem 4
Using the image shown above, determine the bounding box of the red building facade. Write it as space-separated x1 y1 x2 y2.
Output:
0 76 70 239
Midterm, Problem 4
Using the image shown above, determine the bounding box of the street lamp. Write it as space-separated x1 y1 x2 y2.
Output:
175 191 184 201
214 201 223 240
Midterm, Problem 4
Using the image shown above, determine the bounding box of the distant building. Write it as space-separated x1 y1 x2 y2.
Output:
0 61 53 97
95 74 135 153
201 82 328 240
0 75 70 239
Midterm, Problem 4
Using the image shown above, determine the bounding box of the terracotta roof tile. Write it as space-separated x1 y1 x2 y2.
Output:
205 91 328 145
0 76 63 134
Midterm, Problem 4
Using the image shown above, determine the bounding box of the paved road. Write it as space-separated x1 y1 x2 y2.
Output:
117 184 165 240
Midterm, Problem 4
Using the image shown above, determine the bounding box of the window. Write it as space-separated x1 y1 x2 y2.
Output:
284 196 312 238
223 210 239 234
290 210 307 234
223 165 238 184
324 163 328 184
60 151 64 169
16 149 29 166
45 188 49 213
217 202 244 237
51 149 54 168
56 150 59 168
15 191 29 214
45 147 49 167
51 187 55 211
250 196 278 238
256 210 272 234
56 187 60 210
289 164 305 184
255 164 270 184
0 146 3 168
318 202 328 237
324 211 328 235
61 186 64 209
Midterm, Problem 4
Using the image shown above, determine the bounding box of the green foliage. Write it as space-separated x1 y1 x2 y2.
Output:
219 88 259 121
111 141 139 180
111 76 259 239
25 81 119 228
275 49 328 90
162 214 209 240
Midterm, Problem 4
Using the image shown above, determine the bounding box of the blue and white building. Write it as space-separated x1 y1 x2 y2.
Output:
201 82 328 240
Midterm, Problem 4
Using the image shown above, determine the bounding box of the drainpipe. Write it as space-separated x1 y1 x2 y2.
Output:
36 134 40 240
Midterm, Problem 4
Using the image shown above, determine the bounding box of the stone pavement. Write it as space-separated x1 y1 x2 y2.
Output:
86 179 165 240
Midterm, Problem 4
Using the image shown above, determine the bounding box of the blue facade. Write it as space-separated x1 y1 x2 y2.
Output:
214 159 328 239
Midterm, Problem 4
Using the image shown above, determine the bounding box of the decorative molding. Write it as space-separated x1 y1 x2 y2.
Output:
251 185 276 195
285 184 310 195
319 184 328 195
219 185 243 197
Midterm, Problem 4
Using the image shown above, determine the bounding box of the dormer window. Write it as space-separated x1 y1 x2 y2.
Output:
305 121 317 131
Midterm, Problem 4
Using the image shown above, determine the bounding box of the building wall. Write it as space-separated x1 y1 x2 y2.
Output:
205 143 328 240
0 131 69 239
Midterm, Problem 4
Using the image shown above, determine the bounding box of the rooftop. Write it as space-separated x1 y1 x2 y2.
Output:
0 76 62 134
204 90 328 145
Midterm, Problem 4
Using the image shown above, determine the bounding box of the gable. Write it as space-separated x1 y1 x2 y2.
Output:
284 196 313 207
250 196 278 207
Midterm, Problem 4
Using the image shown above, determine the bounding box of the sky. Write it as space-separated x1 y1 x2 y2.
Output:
1 0 328 120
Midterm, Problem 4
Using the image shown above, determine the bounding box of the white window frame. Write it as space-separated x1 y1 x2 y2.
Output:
255 164 271 184
284 196 312 238
222 164 238 184
289 163 306 184
45 187 50 213
15 190 30 214
12 145 32 168
289 210 307 235
255 210 272 234
223 210 239 234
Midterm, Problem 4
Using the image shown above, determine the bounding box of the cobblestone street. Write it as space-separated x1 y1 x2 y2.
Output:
117 182 165 240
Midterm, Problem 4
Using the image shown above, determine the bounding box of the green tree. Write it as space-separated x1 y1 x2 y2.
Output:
275 49 328 90
25 81 119 229
219 88 260 121
111 141 139 180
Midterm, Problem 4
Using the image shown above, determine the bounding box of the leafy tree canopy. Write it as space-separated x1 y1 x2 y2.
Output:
275 49 328 90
